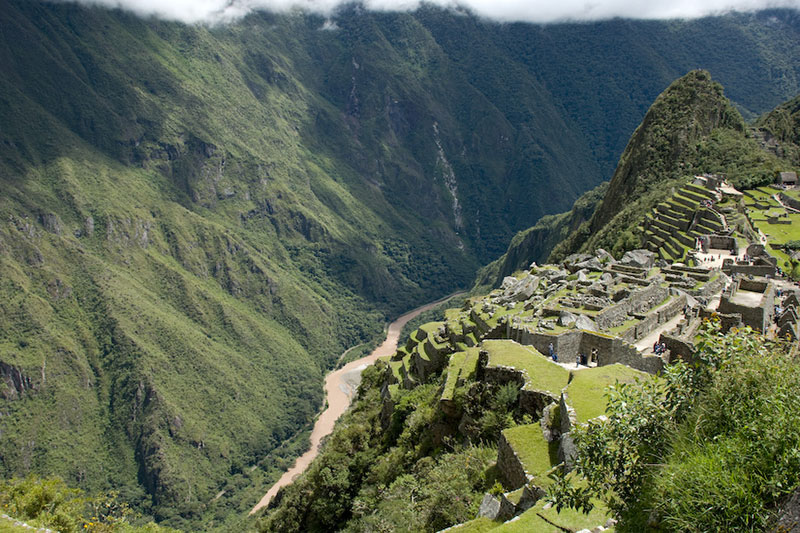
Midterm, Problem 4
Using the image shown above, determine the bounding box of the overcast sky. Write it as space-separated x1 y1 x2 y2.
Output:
67 0 800 24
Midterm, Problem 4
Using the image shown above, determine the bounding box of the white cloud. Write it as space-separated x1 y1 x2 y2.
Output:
60 0 800 24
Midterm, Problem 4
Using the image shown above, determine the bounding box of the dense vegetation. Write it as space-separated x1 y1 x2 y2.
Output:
0 475 178 532
257 367 500 533
2 1 800 529
549 322 798 532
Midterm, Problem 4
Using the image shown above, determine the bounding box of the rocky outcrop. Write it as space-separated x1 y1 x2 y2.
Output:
0 361 36 400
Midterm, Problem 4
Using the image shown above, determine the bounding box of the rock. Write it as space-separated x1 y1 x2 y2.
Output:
478 493 502 519
548 268 570 283
38 213 62 235
518 485 544 513
564 253 593 272
595 248 615 264
577 270 589 282
575 257 604 272
501 276 517 290
558 432 578 471
511 275 540 302
558 311 577 328
575 314 597 332
620 249 656 269
600 273 614 284
540 403 560 442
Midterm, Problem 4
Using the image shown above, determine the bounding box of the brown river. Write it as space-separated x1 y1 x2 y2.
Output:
250 292 464 514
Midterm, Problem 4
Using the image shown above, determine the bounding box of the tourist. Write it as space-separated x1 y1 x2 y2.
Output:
576 354 581 368
591 347 598 364
549 342 557 362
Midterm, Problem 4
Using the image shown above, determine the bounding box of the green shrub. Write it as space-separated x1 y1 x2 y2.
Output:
548 322 795 531
0 476 178 533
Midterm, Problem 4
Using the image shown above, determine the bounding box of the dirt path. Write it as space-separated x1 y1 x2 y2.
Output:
250 291 466 515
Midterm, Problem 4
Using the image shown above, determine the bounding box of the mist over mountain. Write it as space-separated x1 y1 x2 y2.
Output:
1 0 800 528
51 0 800 24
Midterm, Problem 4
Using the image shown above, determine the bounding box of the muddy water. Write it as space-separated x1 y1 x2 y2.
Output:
250 292 464 514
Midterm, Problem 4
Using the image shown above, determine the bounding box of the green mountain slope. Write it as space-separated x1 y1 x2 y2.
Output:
2 1 800 528
549 70 785 260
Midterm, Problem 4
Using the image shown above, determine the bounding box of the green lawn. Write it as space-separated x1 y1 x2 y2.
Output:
450 493 613 533
755 213 800 242
502 424 559 488
442 348 480 400
483 340 569 395
491 490 612 532
783 188 800 202
445 517 498 532
566 364 650 423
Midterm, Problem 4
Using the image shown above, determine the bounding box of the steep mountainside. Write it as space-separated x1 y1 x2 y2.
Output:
756 93 800 163
482 69 787 271
2 1 800 528
474 182 608 289
258 75 800 533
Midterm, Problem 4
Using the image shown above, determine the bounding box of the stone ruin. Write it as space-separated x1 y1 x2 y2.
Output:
380 248 797 532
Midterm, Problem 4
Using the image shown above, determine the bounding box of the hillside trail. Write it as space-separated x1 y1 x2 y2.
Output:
250 291 466 515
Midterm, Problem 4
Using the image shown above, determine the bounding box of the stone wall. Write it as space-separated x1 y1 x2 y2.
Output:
635 313 659 339
740 278 769 293
658 294 687 322
483 364 526 389
497 432 530 490
708 235 736 250
718 280 774 332
629 283 670 315
609 341 664 374
519 389 558 419
661 332 695 362
699 309 743 332
511 328 582 362
780 192 800 211
581 333 663 373
595 302 629 330
690 274 726 298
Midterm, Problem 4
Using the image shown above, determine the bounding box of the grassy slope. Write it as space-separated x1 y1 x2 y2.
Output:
567 365 649 424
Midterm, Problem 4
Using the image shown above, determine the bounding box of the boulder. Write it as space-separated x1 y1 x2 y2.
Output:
575 257 604 272
558 432 578 471
564 253 593 272
558 311 577 328
575 314 597 332
513 276 540 302
595 248 615 264
478 494 502 519
620 249 656 269
774 488 800 533
540 402 560 442
501 276 517 290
